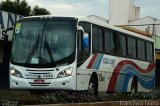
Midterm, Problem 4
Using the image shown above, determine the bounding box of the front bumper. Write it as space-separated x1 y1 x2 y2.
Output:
10 76 75 90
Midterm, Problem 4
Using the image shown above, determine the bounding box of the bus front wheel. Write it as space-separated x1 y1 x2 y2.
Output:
88 74 98 96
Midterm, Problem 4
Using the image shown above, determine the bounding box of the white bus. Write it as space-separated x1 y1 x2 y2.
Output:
9 16 155 95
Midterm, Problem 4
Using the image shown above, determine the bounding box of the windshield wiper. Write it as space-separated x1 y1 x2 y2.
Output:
43 34 55 63
25 34 40 64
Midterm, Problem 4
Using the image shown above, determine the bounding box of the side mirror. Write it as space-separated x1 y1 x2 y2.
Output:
77 26 89 48
82 33 89 48
77 26 84 33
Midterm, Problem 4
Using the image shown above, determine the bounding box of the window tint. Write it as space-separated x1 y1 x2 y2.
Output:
111 32 116 54
137 40 141 59
141 41 145 60
104 30 116 54
78 31 82 52
132 39 136 58
117 34 128 56
92 25 103 52
116 34 122 55
137 40 145 60
127 37 136 58
146 42 153 61
121 35 126 56
104 30 111 53
104 31 126 56
79 22 91 33
80 22 154 62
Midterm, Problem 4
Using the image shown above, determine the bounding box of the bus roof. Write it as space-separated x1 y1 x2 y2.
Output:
19 15 154 42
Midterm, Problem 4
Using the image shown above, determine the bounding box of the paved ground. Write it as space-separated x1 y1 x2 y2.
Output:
1 87 160 106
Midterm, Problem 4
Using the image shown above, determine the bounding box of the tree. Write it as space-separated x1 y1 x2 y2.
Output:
0 0 31 16
31 5 50 16
0 0 14 13
0 0 51 16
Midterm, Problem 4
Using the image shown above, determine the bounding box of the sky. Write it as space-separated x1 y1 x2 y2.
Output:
0 0 160 19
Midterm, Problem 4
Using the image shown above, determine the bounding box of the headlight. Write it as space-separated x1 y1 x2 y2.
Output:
10 68 23 78
57 67 73 78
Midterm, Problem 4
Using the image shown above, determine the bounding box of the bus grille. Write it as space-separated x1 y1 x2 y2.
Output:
29 82 51 86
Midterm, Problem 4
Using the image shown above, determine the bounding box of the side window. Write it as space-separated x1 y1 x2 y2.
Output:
104 30 126 56
127 37 136 58
150 43 154 61
92 25 103 52
104 30 116 54
121 35 126 56
104 30 111 53
141 41 145 60
116 34 122 55
146 42 153 61
137 40 141 59
78 31 83 52
127 37 132 57
111 32 116 54
79 22 91 33
137 40 145 60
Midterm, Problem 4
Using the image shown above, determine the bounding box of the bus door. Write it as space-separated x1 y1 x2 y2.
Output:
76 28 90 90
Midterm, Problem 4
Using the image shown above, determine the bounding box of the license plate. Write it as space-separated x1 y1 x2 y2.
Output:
34 80 45 84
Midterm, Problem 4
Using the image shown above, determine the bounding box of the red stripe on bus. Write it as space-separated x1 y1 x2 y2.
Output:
87 53 98 69
107 60 155 92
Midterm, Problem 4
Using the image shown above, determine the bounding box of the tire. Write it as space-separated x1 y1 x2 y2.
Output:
131 78 137 94
88 76 98 96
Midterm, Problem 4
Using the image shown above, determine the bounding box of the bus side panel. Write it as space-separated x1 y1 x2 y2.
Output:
76 53 155 93
76 69 91 91
92 53 155 93
97 71 112 92
106 56 155 93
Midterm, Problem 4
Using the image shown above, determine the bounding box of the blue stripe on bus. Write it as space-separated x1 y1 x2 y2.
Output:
92 54 103 69
115 65 155 92
96 54 103 69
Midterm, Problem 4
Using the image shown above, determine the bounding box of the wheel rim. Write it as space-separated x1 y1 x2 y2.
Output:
131 80 137 94
131 87 136 94
89 82 95 95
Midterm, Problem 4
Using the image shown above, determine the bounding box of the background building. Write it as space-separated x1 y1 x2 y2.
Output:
109 0 140 25
0 10 22 89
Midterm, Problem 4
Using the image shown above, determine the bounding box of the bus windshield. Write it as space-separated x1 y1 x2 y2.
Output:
11 20 76 67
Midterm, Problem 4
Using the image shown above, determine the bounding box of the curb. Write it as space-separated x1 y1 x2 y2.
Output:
22 100 160 106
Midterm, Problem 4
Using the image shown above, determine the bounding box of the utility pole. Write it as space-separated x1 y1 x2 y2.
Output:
152 18 157 53
152 18 157 36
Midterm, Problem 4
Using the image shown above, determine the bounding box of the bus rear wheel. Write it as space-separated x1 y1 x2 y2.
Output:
131 77 137 94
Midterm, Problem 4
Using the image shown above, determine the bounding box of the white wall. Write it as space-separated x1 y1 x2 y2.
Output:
109 0 130 25
129 6 140 21
109 0 140 25
128 0 134 21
